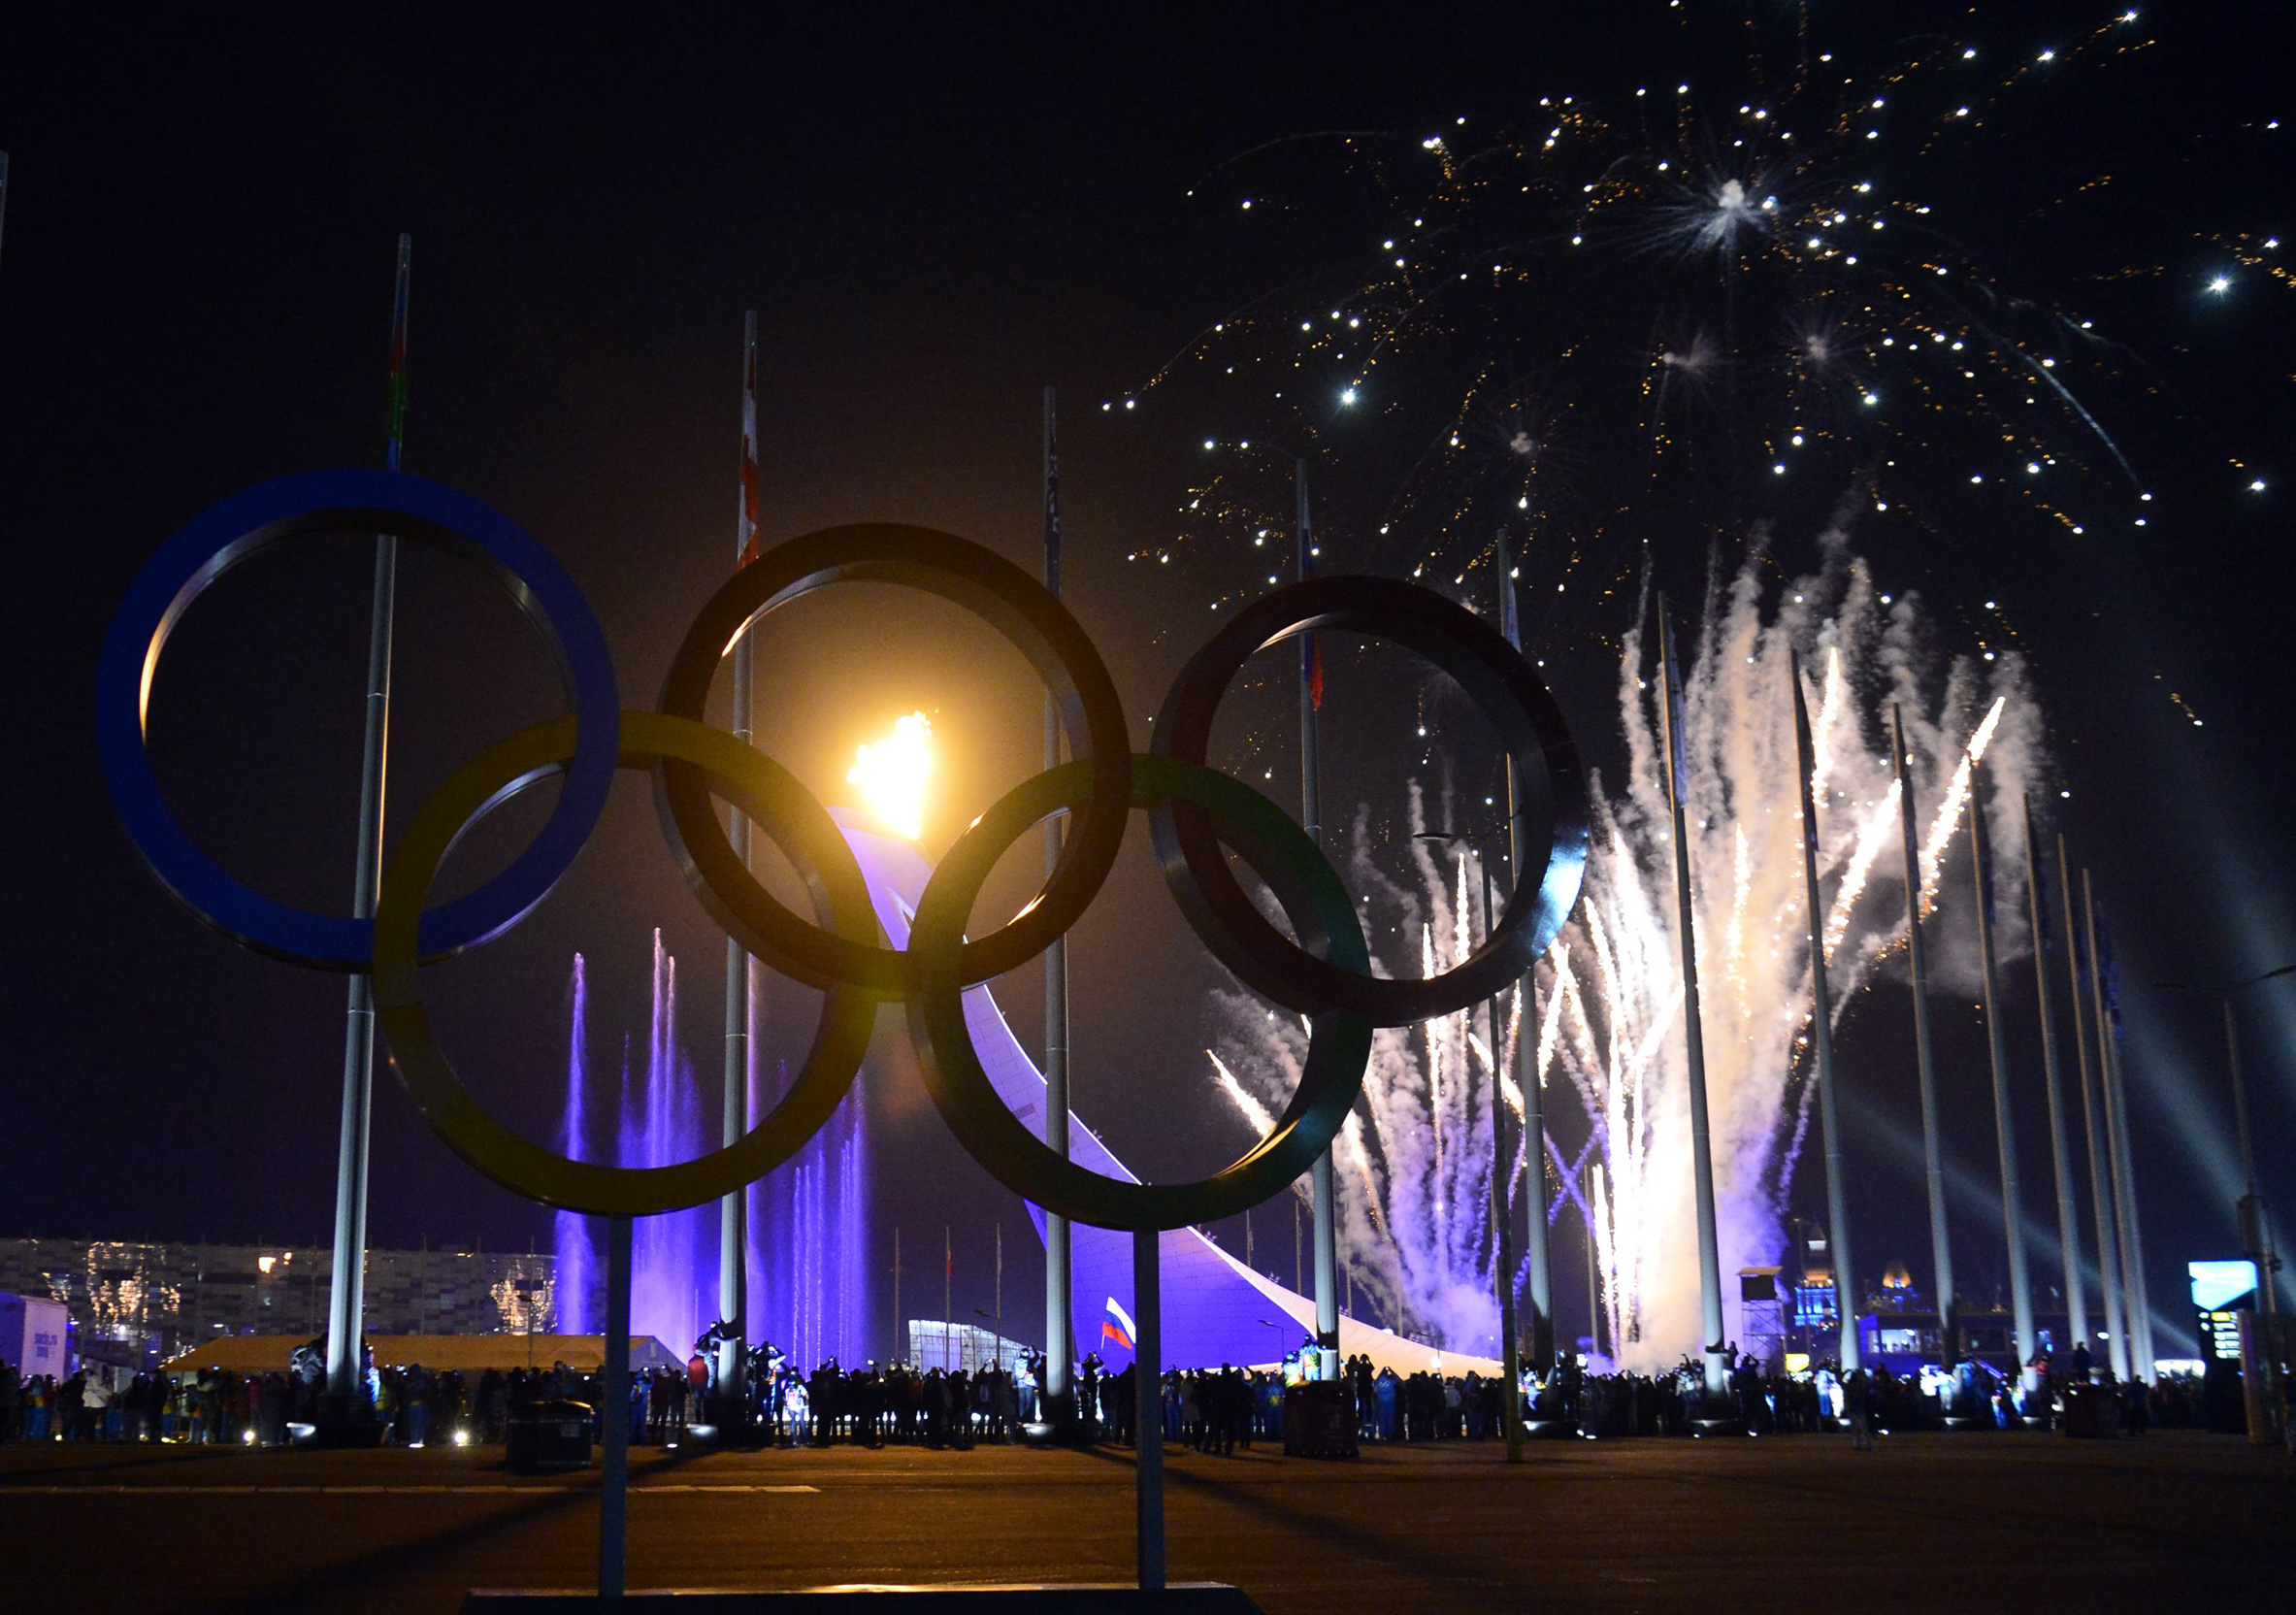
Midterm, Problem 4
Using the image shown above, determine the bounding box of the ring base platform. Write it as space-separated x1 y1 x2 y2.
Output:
463 1584 1265 1612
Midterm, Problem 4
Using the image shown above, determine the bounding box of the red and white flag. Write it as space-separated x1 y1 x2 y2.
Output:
738 313 760 566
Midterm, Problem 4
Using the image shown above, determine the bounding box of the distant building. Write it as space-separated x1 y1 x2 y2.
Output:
905 1319 1028 1373
0 1237 555 1368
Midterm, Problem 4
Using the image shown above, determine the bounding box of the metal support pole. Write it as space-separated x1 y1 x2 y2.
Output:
1041 386 1073 1416
2085 921 2150 1380
2082 873 2145 1377
601 1214 632 1599
325 233 410 1423
1789 656 1858 1371
1892 707 1957 1365
1480 863 1524 1461
1298 458 1340 1381
1656 601 1727 1401
2060 837 2127 1378
718 311 759 1425
2023 801 2087 1349
1969 767 2036 1377
1498 532 1555 1373
2225 1003 2280 1315
1133 1228 1164 1592
1583 1160 1602 1357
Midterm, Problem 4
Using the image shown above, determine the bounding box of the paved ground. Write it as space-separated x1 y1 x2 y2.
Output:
2 1431 2287 1612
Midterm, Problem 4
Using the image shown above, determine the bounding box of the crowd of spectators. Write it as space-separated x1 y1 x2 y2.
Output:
0 1336 2231 1449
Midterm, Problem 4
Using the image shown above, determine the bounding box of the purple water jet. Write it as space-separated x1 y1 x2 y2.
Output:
553 933 870 1362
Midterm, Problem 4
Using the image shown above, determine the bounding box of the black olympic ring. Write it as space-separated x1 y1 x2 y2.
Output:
1150 576 1589 1027
653 523 1132 996
100 473 1590 1229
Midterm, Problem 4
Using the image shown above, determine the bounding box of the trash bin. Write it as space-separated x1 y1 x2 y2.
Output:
2056 1381 2118 1439
506 1399 594 1472
1282 1380 1359 1458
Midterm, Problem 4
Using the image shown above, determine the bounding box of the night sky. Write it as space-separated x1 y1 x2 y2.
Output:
3 3 2291 1361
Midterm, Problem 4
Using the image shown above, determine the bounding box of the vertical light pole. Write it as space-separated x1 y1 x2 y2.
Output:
718 311 760 1426
1788 655 1857 1371
1891 706 1958 1365
2059 836 2127 1378
1656 599 1728 1401
1041 386 1074 1421
2023 801 2087 1352
1968 763 2037 1377
1498 531 1555 1376
1297 459 1342 1383
324 234 410 1429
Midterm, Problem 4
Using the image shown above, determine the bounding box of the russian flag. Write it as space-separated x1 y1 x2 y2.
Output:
1100 1296 1136 1353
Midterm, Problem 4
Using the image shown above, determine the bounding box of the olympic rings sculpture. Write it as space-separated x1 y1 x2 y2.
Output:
99 470 1589 1233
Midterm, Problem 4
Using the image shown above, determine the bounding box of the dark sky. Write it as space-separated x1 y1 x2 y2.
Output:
3 3 2291 1360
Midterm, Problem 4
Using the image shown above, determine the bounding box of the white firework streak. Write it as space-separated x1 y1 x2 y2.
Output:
1207 550 2041 1363
1917 695 2007 914
1823 782 1903 964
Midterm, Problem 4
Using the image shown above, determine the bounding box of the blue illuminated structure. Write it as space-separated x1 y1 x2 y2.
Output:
837 811 1495 1377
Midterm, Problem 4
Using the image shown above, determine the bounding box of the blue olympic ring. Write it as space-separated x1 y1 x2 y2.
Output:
95 470 621 970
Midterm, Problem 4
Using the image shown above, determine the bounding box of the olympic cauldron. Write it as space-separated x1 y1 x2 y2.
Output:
98 469 1589 1600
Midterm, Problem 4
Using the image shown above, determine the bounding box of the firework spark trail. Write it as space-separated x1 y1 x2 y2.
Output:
1917 694 2008 911
1824 782 1901 963
1119 7 2178 662
1212 544 2044 1365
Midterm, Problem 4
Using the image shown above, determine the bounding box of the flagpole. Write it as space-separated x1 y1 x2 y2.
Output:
1499 532 1554 1381
2022 800 2087 1352
1789 655 1858 1371
1969 762 2037 1379
2084 878 2151 1379
2060 836 2128 1378
1891 706 1958 1366
1040 386 1074 1427
1656 597 1728 1401
717 312 760 1427
1297 458 1341 1384
322 233 409 1433
2106 1023 2155 1375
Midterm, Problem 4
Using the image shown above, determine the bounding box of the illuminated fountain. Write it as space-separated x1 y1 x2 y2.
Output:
553 937 873 1361
549 713 935 1359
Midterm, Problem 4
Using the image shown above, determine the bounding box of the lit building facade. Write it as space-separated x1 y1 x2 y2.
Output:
0 1237 554 1368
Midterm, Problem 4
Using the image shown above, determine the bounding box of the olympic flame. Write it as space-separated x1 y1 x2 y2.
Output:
848 711 932 841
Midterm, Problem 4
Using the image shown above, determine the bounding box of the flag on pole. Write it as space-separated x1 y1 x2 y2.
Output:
1657 605 1691 809
1306 640 1325 710
738 313 760 565
386 234 410 474
1100 1296 1136 1352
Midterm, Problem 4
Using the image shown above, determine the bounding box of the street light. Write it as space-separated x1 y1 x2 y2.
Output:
1416 826 1525 1464
2158 963 2294 1313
